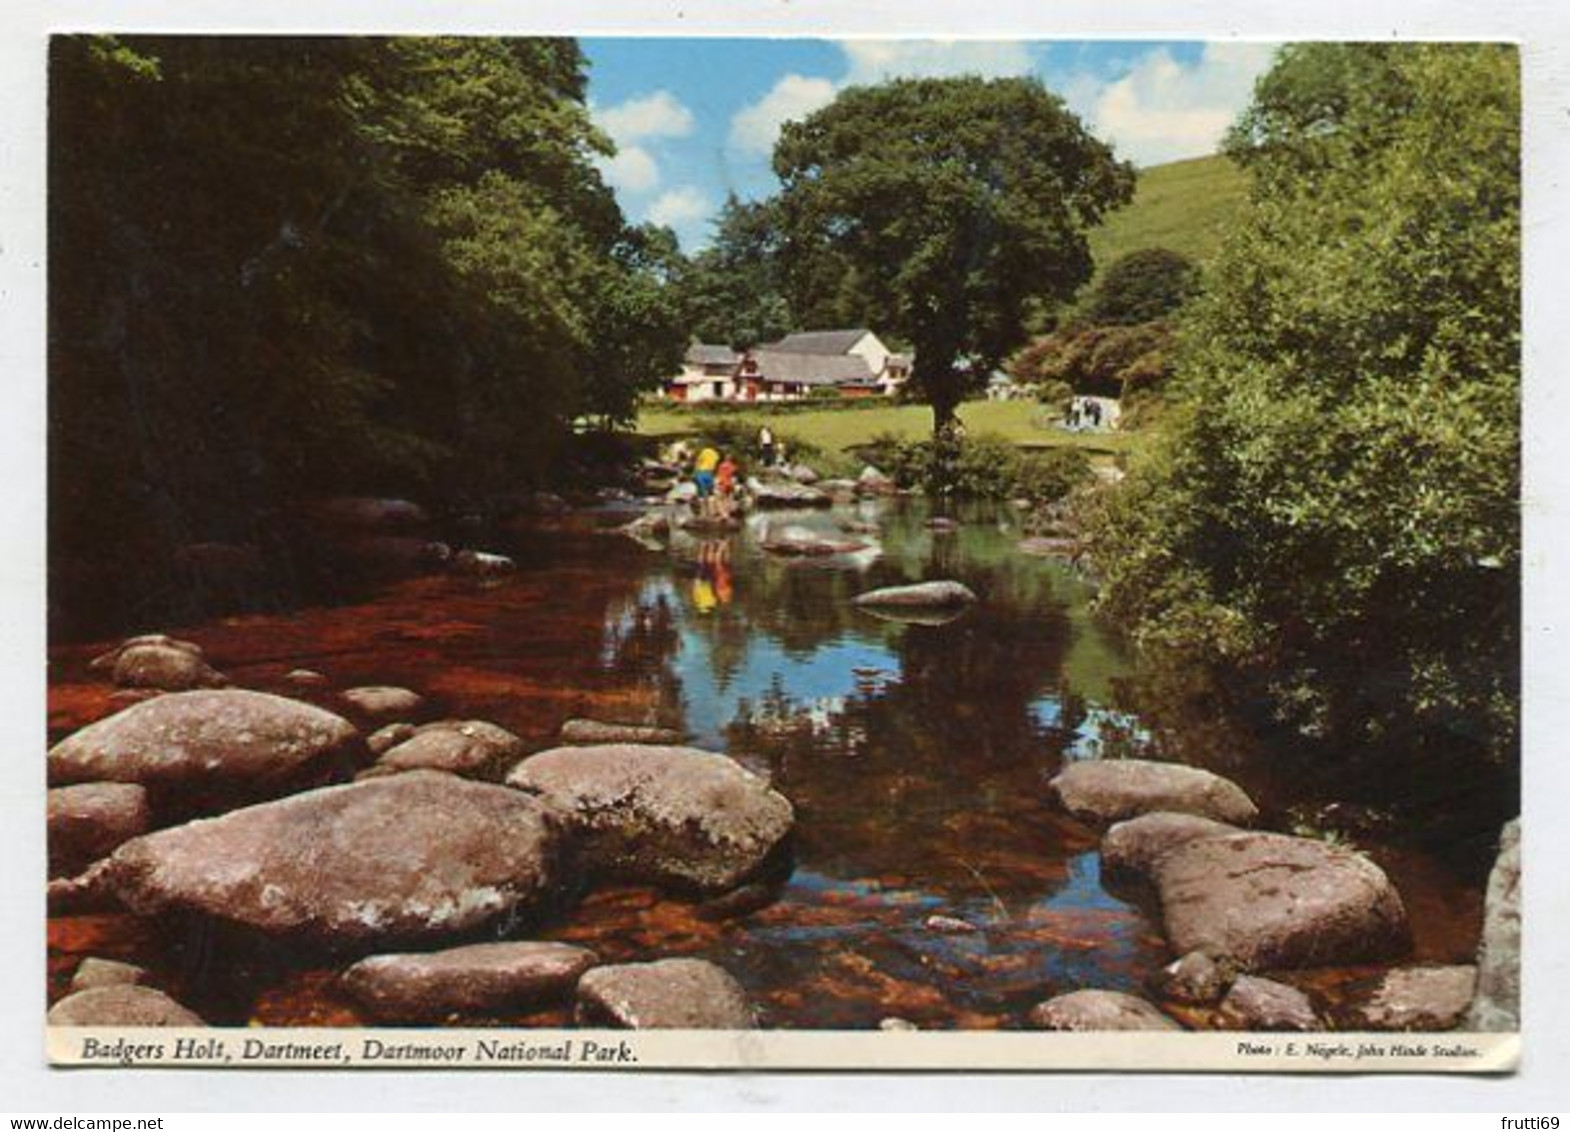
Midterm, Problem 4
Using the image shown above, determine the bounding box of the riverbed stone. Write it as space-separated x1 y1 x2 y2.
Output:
1217 975 1320 1031
89 634 203 671
1047 759 1258 826
748 480 832 509
453 549 516 577
1152 832 1410 970
852 581 978 609
1027 990 1182 1031
1338 966 1478 1032
47 689 364 807
112 642 228 692
760 527 871 557
559 719 685 746
1101 812 1241 884
367 723 418 756
48 985 205 1027
102 771 563 948
1148 950 1234 1006
48 783 151 877
342 941 597 1023
1465 818 1520 1032
70 958 149 993
369 720 525 778
575 959 757 1029
506 744 794 894
340 686 427 726
857 466 895 496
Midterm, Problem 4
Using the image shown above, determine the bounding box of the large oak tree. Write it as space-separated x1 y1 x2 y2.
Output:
771 76 1134 433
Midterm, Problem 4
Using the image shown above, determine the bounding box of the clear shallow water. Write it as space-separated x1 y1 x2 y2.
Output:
46 498 1483 1029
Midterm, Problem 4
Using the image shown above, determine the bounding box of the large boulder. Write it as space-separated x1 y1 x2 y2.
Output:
506 744 794 893
101 771 563 948
1048 759 1258 827
1217 975 1320 1032
90 634 227 692
559 719 684 746
48 985 205 1027
342 941 597 1023
1465 819 1521 1032
852 581 978 609
1338 966 1478 1032
575 959 757 1029
48 783 151 877
1101 811 1241 884
1027 990 1181 1031
1152 832 1410 970
368 720 525 778
47 690 364 808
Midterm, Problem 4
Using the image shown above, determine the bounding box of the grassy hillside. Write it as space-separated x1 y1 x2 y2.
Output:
1088 153 1250 270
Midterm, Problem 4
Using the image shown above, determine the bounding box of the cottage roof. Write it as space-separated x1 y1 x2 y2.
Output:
685 342 741 367
764 329 873 356
750 350 876 386
887 353 913 369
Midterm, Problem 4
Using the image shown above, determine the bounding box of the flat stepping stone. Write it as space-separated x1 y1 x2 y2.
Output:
1101 811 1241 883
342 941 597 1022
852 581 977 608
1027 989 1181 1031
576 959 756 1029
1336 965 1478 1032
1048 759 1258 826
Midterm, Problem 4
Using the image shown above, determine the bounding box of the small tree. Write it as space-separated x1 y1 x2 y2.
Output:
1083 248 1200 326
772 76 1133 436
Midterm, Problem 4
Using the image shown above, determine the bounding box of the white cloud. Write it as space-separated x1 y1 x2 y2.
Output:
594 144 660 194
728 74 839 155
838 39 1035 85
647 185 711 230
1079 43 1278 167
594 90 695 144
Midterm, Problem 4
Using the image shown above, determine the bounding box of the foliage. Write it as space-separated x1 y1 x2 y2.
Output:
1082 248 1200 326
49 35 685 628
676 195 795 349
1092 44 1521 772
771 76 1134 433
861 432 1091 502
1009 322 1176 399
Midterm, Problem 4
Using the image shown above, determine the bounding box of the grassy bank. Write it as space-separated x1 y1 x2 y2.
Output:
636 399 1136 459
1088 153 1249 270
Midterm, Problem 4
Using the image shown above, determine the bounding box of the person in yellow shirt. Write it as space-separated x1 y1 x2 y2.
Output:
693 446 720 517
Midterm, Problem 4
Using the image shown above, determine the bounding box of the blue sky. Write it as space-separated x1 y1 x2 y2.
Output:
581 38 1280 249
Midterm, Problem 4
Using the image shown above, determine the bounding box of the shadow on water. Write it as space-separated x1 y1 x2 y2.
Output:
46 496 1490 1029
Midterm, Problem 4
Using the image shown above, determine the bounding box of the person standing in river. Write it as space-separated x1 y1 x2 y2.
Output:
693 443 721 518
715 451 739 521
758 425 775 468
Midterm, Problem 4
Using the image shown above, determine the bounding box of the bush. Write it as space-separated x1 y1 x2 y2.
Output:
860 431 1091 502
1007 322 1176 399
1083 247 1201 326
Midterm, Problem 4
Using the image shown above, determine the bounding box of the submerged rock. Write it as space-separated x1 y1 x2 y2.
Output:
1338 966 1478 1032
852 581 978 609
1101 811 1241 885
748 480 832 509
924 914 980 935
1027 990 1181 1031
1149 950 1234 1006
1152 832 1409 970
452 549 516 577
1217 975 1320 1031
102 771 563 948
48 985 205 1027
575 959 757 1029
48 690 364 808
1047 759 1258 827
1465 818 1520 1032
297 497 429 531
340 686 427 726
342 941 597 1023
559 719 685 746
48 783 151 877
368 720 525 778
70 957 149 993
506 744 794 893
760 527 871 558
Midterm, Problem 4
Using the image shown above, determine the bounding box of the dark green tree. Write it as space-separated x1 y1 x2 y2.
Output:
677 195 794 349
1082 248 1200 326
771 76 1134 434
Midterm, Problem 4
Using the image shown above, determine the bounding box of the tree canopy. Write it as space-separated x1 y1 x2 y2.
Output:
1093 44 1520 783
770 76 1134 432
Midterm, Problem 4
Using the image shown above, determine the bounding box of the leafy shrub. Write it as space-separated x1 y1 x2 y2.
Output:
860 431 1090 501
1008 322 1176 399
1083 247 1201 326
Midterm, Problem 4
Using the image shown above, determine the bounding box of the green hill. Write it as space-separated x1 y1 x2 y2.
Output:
1088 153 1251 270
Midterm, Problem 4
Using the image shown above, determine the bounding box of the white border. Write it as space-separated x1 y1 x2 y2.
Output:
5 0 1568 1112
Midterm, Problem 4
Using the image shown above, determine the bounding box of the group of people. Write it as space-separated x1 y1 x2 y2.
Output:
689 444 741 521
1064 396 1106 431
